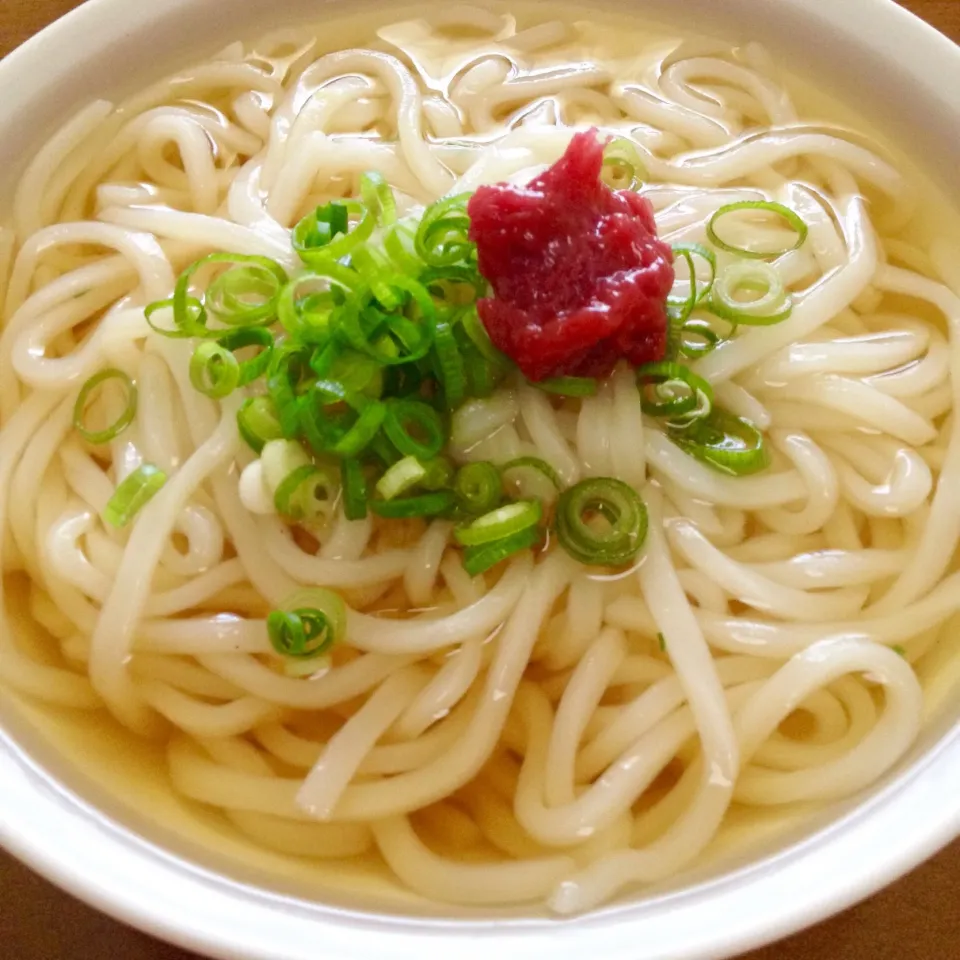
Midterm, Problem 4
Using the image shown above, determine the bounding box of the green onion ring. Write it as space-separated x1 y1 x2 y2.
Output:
102 464 167 528
217 326 274 386
202 254 289 327
237 396 284 453
432 317 468 410
73 368 138 444
293 199 374 265
555 477 648 567
601 136 647 190
274 465 338 521
189 341 241 399
668 407 770 476
268 586 347 659
377 455 428 501
360 171 397 226
277 266 358 343
636 361 714 420
455 500 542 547
668 242 717 324
144 296 212 339
462 524 542 577
341 458 369 521
415 193 475 267
453 461 502 514
710 260 793 325
383 398 445 460
707 200 808 260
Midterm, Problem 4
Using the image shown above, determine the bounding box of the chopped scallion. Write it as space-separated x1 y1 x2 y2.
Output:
555 477 648 567
453 461 502 514
267 587 346 659
707 200 808 260
383 398 445 460
710 260 793 325
668 407 770 476
454 500 542 547
462 524 542 577
102 464 167 528
73 368 137 445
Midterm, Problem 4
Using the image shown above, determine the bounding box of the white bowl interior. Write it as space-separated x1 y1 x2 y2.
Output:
1 1 960 957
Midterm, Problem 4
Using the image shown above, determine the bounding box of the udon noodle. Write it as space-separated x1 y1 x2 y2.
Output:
1 1 958 915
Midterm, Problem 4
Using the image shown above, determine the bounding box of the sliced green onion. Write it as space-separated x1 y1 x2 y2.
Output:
433 317 468 410
144 296 212 339
370 432 402 469
237 396 283 453
421 457 454 491
423 266 486 308
350 244 402 310
658 632 666 652
360 171 397 226
190 341 241 399
706 200 808 260
268 587 346 659
462 524 542 577
339 286 435 367
293 199 374 265
668 243 717 325
274 465 338 522
453 462 502 514
601 136 646 190
319 348 383 398
678 317 722 359
377 455 428 501
370 490 456 519
201 254 289 327
267 343 313 439
535 376 598 398
73 368 137 444
416 193 475 267
383 219 423 276
383 398 445 460
636 361 714 421
461 340 500 397
277 266 358 343
668 407 770 476
455 500 542 547
102 464 167 529
555 477 648 567
298 382 385 458
217 326 274 386
710 261 793 325
334 401 387 459
341 458 368 521
168 255 287 339
458 305 505 365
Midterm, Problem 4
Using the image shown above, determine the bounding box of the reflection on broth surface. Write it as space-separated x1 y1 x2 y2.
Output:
1 0 959 916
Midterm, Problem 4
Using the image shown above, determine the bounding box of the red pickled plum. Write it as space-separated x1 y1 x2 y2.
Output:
468 130 675 382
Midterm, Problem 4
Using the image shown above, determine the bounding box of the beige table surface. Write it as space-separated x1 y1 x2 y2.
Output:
1 0 959 957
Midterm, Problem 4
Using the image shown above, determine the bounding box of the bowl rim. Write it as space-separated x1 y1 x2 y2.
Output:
1 0 959 958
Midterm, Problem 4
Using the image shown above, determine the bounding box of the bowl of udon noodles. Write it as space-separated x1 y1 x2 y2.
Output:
1 0 959 956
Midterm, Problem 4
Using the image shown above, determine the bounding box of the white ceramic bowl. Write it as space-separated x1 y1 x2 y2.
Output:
1 1 959 958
